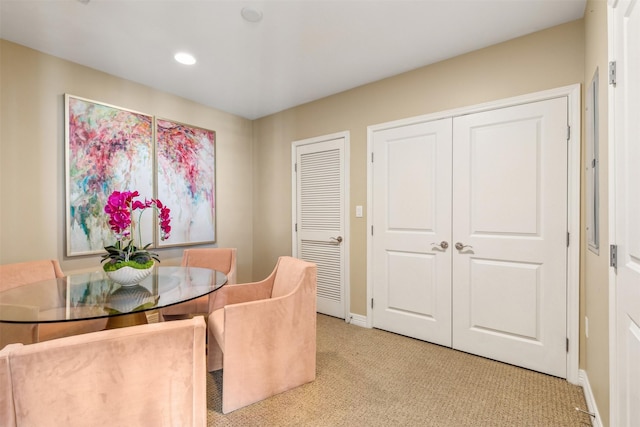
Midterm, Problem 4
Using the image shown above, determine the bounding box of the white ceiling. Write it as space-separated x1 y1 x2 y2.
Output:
1 0 586 120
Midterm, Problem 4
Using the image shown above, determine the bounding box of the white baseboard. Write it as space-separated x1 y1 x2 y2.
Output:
346 313 368 328
578 369 602 427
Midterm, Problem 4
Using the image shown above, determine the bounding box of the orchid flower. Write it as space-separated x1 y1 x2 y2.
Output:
102 190 171 269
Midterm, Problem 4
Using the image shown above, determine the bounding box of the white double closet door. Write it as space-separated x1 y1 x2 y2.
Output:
372 97 568 378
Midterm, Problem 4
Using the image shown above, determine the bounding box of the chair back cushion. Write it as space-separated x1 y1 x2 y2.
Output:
0 260 64 291
181 248 237 284
0 260 106 345
0 306 38 349
271 256 315 298
4 318 206 427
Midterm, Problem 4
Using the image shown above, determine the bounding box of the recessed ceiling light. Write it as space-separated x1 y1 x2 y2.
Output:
174 52 196 65
241 7 263 23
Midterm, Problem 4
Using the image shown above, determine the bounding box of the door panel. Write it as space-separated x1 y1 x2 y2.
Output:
300 241 342 304
372 119 452 346
469 259 541 339
452 98 568 378
612 0 640 423
295 137 346 318
387 251 437 316
467 119 540 235
623 320 640 425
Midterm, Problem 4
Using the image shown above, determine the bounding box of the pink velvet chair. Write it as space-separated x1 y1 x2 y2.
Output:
0 259 106 348
0 317 206 427
160 248 237 321
208 256 317 413
0 344 14 427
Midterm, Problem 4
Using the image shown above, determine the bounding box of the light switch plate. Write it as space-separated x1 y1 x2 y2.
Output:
356 205 363 217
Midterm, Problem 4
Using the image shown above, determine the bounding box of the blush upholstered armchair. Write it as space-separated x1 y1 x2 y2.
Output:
160 248 237 321
207 256 317 413
0 259 106 349
0 317 207 427
0 341 13 426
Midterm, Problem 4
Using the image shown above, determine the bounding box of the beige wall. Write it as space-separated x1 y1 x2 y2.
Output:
0 40 255 282
253 20 585 315
582 0 610 424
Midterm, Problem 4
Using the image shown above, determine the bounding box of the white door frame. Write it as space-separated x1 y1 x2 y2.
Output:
607 0 639 423
292 131 351 320
607 4 618 424
367 84 581 384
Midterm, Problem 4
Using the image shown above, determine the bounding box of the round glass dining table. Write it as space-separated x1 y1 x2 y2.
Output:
0 266 227 328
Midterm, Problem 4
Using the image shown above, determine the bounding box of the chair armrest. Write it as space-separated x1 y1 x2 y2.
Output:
224 291 310 340
223 268 316 356
225 269 236 285
209 263 278 312
220 259 316 337
209 279 273 311
218 277 316 412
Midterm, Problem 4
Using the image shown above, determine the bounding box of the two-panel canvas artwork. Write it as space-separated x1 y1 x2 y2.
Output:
65 94 216 256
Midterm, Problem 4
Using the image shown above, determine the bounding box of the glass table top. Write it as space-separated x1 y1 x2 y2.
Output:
0 266 227 323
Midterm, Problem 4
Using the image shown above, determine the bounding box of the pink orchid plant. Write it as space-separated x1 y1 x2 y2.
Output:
101 190 171 271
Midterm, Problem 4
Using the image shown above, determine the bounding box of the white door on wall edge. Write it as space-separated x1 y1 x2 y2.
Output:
452 98 568 379
371 118 453 347
611 0 640 424
293 133 348 319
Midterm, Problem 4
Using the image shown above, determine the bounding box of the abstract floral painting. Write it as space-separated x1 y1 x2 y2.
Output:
156 119 216 246
66 95 154 256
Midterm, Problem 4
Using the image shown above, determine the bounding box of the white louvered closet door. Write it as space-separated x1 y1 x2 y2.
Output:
294 134 348 319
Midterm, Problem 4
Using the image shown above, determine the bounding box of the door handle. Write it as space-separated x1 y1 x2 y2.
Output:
330 236 343 244
455 242 473 251
431 241 449 250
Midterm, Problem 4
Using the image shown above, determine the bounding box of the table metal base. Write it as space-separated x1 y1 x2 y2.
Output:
106 312 148 329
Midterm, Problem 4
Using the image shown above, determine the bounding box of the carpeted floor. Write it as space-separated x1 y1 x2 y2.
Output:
207 314 591 426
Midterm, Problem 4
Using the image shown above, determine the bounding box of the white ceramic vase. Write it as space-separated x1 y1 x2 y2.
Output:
105 264 153 287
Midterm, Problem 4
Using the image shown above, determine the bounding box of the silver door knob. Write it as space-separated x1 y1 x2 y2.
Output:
431 241 449 250
455 242 473 250
330 236 343 243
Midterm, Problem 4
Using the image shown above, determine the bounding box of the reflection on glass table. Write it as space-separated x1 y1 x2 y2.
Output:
0 266 227 329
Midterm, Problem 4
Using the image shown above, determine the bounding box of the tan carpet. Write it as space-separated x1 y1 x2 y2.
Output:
207 314 591 426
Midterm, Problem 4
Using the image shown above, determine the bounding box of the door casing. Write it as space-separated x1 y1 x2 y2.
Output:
366 84 581 384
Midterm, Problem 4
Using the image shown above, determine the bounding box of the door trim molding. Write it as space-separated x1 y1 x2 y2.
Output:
292 131 351 320
366 84 581 384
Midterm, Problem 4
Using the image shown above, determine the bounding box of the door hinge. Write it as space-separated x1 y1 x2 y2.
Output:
610 244 618 269
567 125 571 141
609 61 617 86
371 152 374 163
295 223 297 232
567 232 570 247
566 338 569 352
371 298 374 309
371 225 374 236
